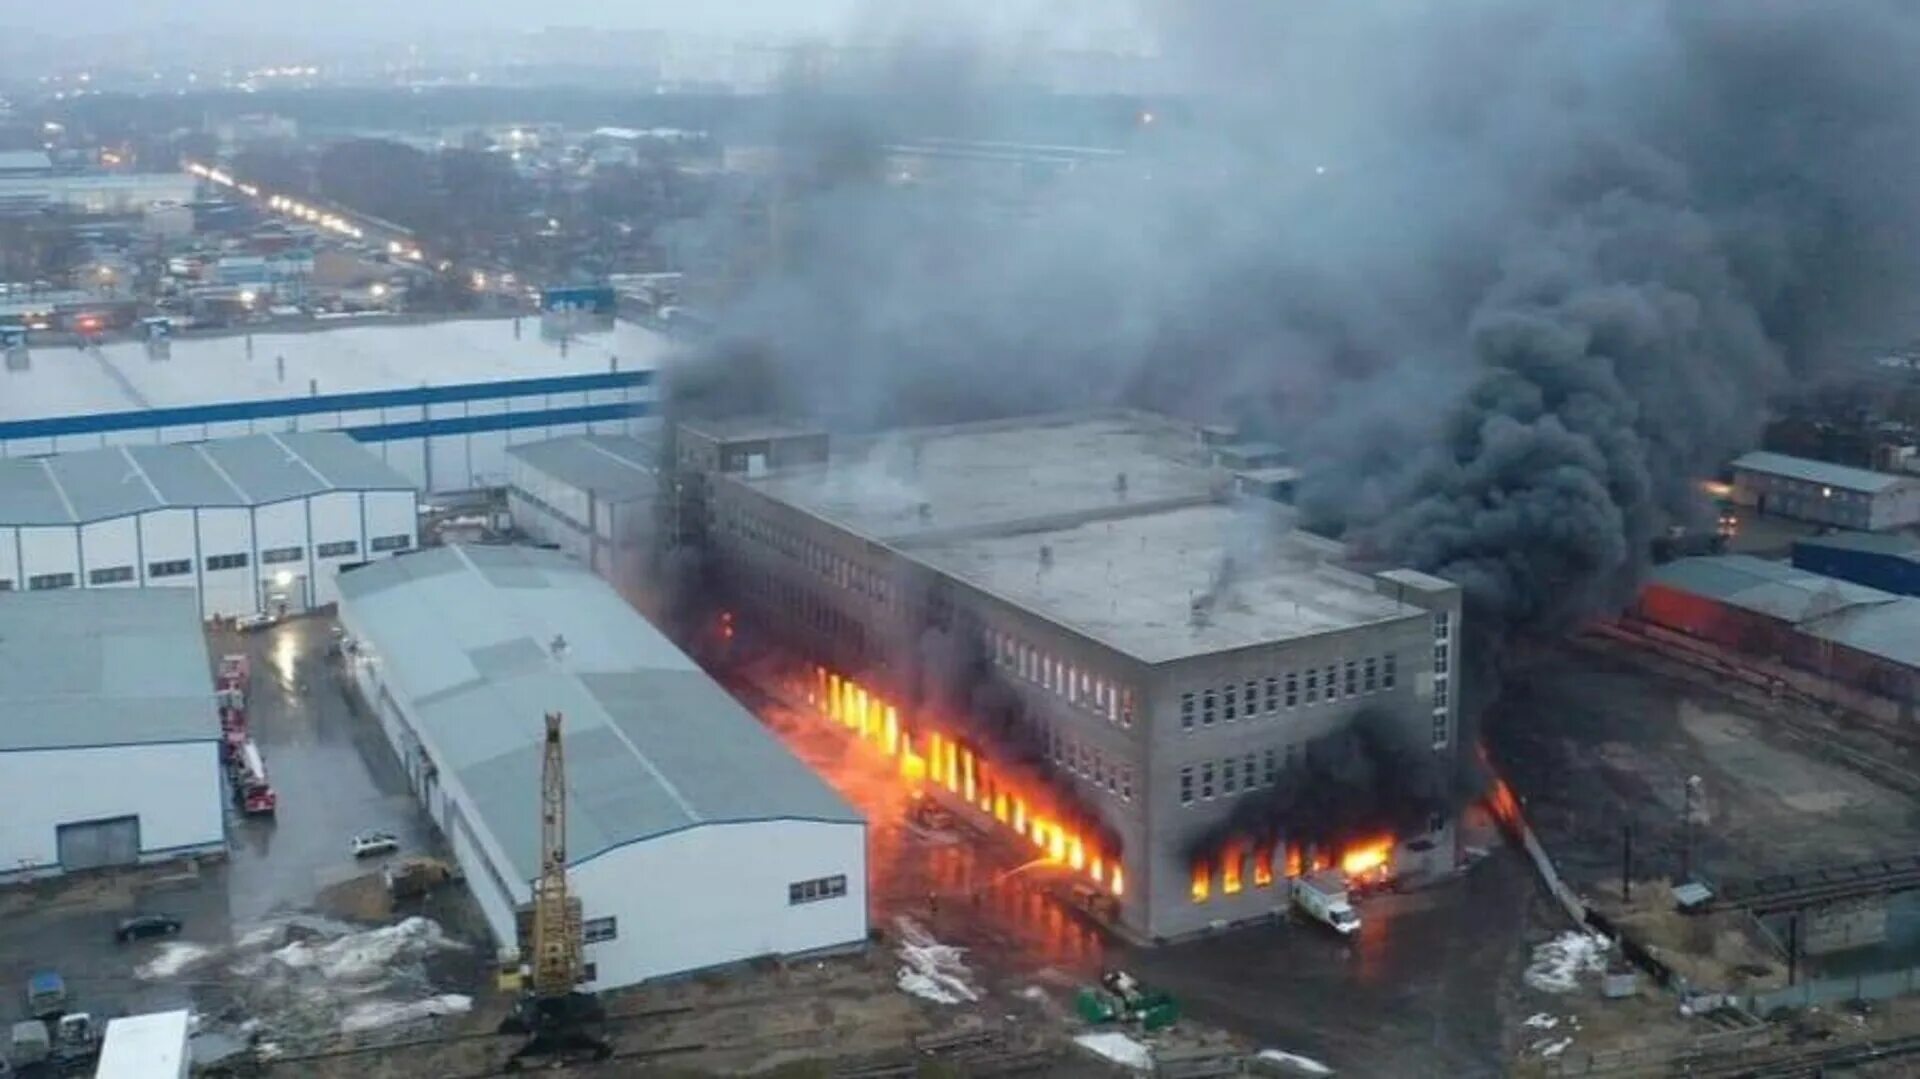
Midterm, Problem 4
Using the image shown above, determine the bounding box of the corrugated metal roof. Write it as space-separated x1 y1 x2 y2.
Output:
0 589 216 751
506 435 658 502
1649 555 1895 625
338 545 860 883
0 432 411 526
1731 451 1907 494
1650 554 1920 668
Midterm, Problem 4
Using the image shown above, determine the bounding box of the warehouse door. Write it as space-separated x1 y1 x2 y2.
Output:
260 574 309 618
56 816 141 872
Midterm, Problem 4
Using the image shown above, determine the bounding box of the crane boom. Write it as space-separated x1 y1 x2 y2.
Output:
531 711 584 997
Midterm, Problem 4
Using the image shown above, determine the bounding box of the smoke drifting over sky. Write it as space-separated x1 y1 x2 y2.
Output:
681 0 1920 635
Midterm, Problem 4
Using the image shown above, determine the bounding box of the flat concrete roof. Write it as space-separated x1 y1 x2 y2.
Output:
0 590 216 752
743 411 1219 546
0 316 671 424
338 546 860 883
913 502 1418 662
0 431 412 526
740 411 1427 663
507 434 657 502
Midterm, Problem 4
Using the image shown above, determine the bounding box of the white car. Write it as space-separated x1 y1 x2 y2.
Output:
349 832 400 858
235 612 275 632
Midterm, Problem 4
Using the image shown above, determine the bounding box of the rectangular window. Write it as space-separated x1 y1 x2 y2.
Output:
1223 683 1237 722
1201 762 1216 800
1343 661 1358 697
1202 689 1217 726
261 546 303 564
370 533 411 552
788 874 849 905
582 916 618 943
1245 753 1257 790
1434 643 1450 675
1264 676 1280 714
28 572 75 591
1263 748 1278 786
1121 765 1134 802
1383 653 1398 689
1223 758 1239 795
1245 680 1260 717
87 565 134 585
1121 689 1134 729
1435 611 1451 640
1325 664 1339 700
149 558 191 578
1435 679 1450 709
0 579 11 591
1304 668 1319 704
1432 711 1450 749
1363 657 1378 693
1180 766 1194 806
206 553 248 571
318 539 359 559
1180 692 1196 731
1284 671 1299 708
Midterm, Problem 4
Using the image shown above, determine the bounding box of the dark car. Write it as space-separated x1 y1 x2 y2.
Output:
114 914 182 942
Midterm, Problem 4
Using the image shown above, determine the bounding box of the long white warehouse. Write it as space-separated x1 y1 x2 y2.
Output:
0 318 664 493
0 430 417 618
0 589 224 881
338 545 867 991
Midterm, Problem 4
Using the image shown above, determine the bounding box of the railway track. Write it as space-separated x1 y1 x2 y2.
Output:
1676 1031 1920 1078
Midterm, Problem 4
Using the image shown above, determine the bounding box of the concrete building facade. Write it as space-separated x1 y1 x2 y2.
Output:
684 411 1460 942
1730 451 1920 531
0 589 225 880
338 545 867 991
0 431 417 618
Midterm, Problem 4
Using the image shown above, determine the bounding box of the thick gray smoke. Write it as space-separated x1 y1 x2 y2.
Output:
671 0 1920 637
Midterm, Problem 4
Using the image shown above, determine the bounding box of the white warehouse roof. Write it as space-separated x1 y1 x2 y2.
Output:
506 434 658 501
0 590 215 752
1731 451 1907 495
0 431 413 527
0 317 670 424
338 545 860 881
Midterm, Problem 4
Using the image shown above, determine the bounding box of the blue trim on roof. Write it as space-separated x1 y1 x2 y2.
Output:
0 370 654 441
345 401 653 442
0 736 220 755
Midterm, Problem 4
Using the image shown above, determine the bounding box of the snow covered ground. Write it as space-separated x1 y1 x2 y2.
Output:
1074 1031 1152 1071
893 916 981 1005
1524 931 1608 993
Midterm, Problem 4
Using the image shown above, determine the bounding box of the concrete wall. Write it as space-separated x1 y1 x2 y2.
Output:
0 741 224 876
1731 466 1920 531
0 489 416 618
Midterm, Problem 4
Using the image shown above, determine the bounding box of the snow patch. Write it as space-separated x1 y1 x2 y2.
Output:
893 916 979 1004
135 942 217 980
1075 1031 1153 1071
1524 931 1608 993
340 994 472 1033
1256 1048 1334 1075
1523 1012 1560 1030
1535 1037 1574 1058
270 917 460 982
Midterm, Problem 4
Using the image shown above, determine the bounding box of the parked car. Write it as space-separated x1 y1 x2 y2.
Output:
234 612 275 632
349 831 400 858
114 914 182 942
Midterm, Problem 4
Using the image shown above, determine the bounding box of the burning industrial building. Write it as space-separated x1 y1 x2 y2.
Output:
670 411 1461 942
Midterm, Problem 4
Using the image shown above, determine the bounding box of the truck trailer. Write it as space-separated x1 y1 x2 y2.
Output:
1291 870 1361 935
94 1009 190 1079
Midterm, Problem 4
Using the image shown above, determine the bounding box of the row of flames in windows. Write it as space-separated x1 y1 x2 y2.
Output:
1189 836 1393 904
803 666 1125 898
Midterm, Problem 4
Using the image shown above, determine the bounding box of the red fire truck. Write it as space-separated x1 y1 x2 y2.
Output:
233 740 277 815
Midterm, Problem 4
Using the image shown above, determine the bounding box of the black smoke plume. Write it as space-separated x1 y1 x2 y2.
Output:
668 1 1920 645
1180 708 1449 865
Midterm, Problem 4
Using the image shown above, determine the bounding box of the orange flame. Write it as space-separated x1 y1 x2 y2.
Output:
1221 842 1244 895
1253 844 1274 888
1341 837 1393 878
1191 860 1211 902
806 664 1122 898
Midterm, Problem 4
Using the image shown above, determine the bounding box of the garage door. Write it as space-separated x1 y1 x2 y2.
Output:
57 816 141 872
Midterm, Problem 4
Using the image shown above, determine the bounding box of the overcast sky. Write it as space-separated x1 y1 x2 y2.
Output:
23 0 1149 48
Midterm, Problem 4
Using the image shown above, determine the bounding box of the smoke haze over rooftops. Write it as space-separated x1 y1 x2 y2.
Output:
674 0 1920 636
